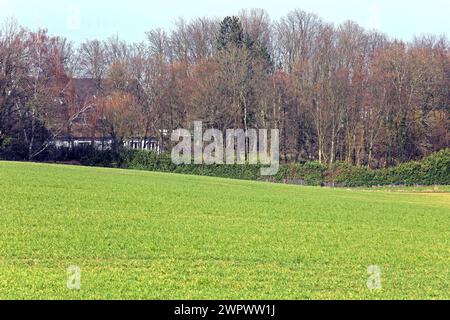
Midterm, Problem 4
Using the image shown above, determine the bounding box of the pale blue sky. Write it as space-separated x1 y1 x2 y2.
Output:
1 0 449 43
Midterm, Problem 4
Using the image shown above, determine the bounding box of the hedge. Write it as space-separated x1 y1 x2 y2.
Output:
36 147 450 187
329 149 450 187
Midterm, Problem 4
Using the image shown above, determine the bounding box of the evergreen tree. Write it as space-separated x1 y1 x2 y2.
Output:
217 16 244 50
217 16 272 70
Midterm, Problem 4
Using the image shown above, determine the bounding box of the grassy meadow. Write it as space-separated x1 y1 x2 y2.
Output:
0 161 449 299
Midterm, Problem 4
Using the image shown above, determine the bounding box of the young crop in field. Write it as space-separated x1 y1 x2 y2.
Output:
0 162 449 299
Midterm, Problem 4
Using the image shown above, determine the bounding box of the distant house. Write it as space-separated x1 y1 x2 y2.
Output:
52 78 164 154
54 136 162 153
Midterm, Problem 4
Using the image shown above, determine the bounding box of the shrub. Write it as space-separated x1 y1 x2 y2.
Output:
15 146 449 187
328 149 450 187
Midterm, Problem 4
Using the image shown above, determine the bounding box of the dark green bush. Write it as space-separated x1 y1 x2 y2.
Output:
0 137 29 160
329 149 450 187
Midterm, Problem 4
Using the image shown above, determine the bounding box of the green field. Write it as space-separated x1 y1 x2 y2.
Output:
0 161 449 300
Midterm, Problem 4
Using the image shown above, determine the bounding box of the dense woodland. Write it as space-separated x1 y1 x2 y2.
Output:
0 9 449 167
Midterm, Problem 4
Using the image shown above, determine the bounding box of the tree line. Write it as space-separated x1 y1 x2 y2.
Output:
0 9 449 167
